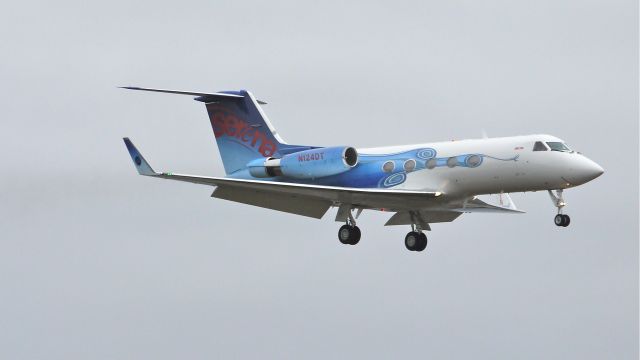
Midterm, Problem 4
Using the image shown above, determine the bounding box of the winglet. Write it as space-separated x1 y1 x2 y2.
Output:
123 138 158 176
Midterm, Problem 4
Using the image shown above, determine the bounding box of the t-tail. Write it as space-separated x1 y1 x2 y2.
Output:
121 87 311 175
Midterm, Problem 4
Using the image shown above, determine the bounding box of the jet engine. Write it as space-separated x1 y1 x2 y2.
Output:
247 146 358 179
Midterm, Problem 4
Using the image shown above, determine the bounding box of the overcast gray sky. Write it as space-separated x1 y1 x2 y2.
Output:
1 0 637 359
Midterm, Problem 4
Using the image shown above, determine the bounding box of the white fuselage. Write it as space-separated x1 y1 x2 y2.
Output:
359 134 603 197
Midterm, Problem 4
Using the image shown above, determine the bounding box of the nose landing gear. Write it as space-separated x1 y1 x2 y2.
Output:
549 190 571 227
554 214 570 227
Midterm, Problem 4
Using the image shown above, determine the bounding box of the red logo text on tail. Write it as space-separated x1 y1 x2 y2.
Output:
209 106 277 157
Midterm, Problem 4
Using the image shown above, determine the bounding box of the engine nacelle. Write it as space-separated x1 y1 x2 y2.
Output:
280 146 358 179
247 157 282 178
246 146 358 179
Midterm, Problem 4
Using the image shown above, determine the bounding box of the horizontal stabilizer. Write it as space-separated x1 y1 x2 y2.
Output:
120 86 267 104
120 86 242 98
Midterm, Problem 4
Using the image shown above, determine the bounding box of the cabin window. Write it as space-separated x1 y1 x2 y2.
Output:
466 154 482 167
382 161 395 173
404 159 416 172
446 157 457 168
546 142 572 152
426 158 437 169
533 141 548 151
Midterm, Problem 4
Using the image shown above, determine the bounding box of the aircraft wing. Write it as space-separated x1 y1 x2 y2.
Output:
123 138 442 218
382 193 523 228
164 174 441 218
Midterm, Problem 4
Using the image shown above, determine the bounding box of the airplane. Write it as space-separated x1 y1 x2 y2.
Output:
121 86 604 252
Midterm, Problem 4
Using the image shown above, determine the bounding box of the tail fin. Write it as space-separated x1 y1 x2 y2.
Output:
121 87 309 175
200 90 294 174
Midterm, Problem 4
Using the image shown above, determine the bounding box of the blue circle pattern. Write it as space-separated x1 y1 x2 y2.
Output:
378 149 437 187
287 147 508 189
382 172 406 187
416 148 437 160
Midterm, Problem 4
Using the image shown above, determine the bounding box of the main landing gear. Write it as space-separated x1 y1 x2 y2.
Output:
338 209 360 245
338 225 428 251
336 208 428 252
338 223 361 245
405 230 427 252
549 189 571 227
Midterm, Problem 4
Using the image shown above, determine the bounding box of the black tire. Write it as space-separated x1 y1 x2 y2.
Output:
562 214 570 227
338 225 352 244
415 233 428 252
404 231 421 251
350 226 361 245
554 214 564 226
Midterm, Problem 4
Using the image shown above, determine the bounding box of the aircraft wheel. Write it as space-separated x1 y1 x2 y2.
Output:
338 225 352 244
338 225 360 245
405 231 422 251
554 214 564 227
555 214 571 227
350 226 361 245
415 233 428 252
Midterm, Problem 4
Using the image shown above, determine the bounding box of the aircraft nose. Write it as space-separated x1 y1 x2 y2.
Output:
590 161 605 179
568 156 604 185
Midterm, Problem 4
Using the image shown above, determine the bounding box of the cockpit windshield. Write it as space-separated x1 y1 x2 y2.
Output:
533 141 548 151
546 142 572 152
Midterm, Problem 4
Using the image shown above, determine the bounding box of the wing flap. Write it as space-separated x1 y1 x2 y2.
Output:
212 186 331 219
385 211 461 226
455 193 525 213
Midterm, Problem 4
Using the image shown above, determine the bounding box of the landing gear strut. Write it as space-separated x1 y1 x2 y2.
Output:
549 190 570 227
405 224 427 252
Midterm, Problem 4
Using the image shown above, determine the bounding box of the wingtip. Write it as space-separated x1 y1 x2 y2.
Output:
122 137 157 176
